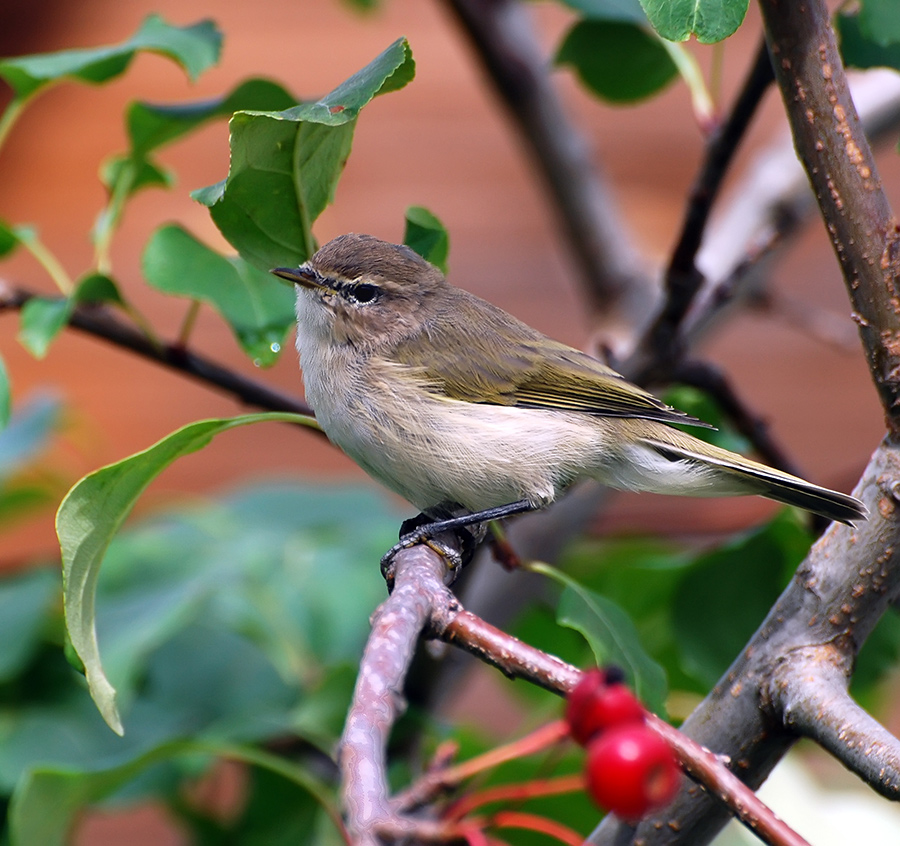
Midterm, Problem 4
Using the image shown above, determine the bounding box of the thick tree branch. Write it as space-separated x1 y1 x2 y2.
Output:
339 541 462 845
759 0 900 429
590 438 900 845
0 284 315 418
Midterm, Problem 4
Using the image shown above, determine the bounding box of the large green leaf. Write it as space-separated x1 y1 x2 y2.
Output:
838 12 900 72
0 15 221 101
96 78 297 216
56 412 317 735
858 0 900 48
142 224 296 365
0 15 222 99
557 20 678 103
639 0 749 43
403 206 449 272
127 78 296 157
8 739 341 846
194 37 415 271
532 562 668 714
672 512 811 687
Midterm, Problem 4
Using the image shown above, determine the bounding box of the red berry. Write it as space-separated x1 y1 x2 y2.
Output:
566 670 645 746
584 725 680 820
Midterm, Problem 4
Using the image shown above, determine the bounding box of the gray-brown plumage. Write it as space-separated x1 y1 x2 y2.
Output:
273 234 865 527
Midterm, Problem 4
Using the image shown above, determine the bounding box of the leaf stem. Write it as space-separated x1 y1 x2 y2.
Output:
177 300 202 348
660 40 715 132
93 158 138 274
20 231 73 295
0 98 26 156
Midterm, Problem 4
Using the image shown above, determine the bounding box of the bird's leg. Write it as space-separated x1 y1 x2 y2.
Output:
380 499 536 585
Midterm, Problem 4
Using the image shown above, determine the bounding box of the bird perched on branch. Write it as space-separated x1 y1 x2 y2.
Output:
273 234 865 562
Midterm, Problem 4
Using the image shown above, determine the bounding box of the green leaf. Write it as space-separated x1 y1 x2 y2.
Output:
0 218 21 258
639 0 749 43
858 0 900 48
98 156 172 196
556 21 678 103
18 298 72 359
837 12 900 72
73 273 125 306
142 224 296 365
672 512 811 687
532 562 668 714
126 78 296 157
9 739 341 846
56 412 317 735
0 15 221 100
17 276 123 359
557 0 649 24
96 79 297 216
194 37 415 271
403 206 449 272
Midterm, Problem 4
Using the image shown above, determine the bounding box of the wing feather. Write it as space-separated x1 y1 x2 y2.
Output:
391 290 709 428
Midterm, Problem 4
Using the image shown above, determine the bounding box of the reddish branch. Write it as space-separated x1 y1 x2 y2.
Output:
341 541 816 846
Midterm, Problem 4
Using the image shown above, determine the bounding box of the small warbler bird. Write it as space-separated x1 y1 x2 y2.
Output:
272 234 865 545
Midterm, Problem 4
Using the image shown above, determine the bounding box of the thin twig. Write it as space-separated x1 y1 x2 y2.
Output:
0 283 315 418
443 0 653 357
648 716 812 846
672 358 805 477
633 38 774 378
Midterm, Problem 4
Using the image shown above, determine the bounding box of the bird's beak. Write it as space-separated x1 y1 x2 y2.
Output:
270 265 329 291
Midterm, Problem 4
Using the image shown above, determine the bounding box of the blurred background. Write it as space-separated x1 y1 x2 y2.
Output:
0 0 889 569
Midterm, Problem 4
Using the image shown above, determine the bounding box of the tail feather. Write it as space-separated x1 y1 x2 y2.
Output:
643 437 866 526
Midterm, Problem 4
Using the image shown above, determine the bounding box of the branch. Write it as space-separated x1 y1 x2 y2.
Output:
758 0 900 427
0 283 315 418
339 541 461 845
632 38 774 377
771 643 900 798
343 537 815 846
443 0 654 356
589 437 900 845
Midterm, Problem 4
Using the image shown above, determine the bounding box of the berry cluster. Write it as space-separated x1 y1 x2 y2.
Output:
566 668 680 821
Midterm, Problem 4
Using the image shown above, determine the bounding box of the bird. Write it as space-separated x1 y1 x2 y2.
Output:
272 233 865 558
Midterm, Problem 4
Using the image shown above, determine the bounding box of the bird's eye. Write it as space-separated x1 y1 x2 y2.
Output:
352 283 379 304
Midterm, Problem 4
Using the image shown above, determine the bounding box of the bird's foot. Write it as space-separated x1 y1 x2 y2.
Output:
379 499 536 589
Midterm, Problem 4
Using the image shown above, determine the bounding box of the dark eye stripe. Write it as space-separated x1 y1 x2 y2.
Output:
350 283 379 304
